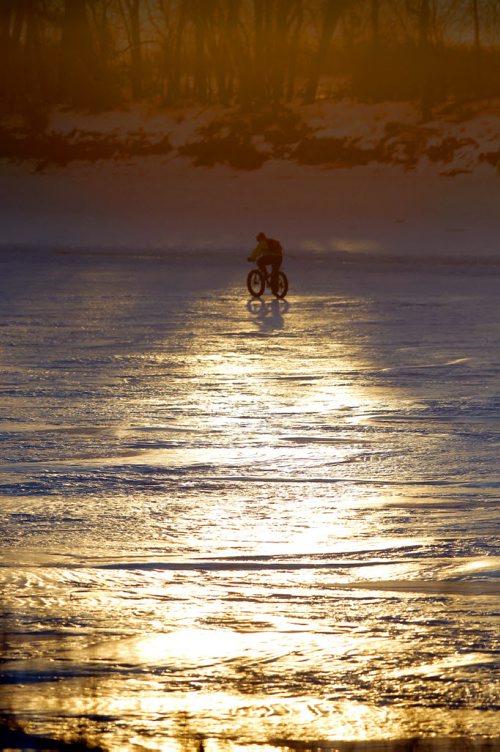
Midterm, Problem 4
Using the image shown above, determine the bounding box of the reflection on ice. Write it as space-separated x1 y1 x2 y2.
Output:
1 250 499 750
3 685 499 751
247 297 290 331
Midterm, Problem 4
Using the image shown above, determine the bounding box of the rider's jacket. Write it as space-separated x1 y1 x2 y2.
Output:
248 238 282 261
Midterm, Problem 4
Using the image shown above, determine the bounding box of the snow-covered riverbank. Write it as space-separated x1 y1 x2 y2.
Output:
1 99 499 256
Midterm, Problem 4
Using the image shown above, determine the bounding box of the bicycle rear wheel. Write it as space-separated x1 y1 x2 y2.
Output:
274 271 288 299
247 269 265 297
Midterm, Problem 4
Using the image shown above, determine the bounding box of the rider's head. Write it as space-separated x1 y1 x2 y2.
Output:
256 232 266 242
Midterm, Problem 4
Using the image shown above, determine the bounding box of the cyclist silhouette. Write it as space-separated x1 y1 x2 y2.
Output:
247 232 283 292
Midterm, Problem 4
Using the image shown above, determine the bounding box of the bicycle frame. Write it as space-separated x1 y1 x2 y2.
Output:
247 265 288 299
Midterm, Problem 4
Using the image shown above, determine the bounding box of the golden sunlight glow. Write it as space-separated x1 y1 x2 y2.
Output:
5 253 494 752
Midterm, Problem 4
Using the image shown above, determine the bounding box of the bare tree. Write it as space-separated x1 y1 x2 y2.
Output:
371 0 381 47
285 0 305 101
0 0 28 111
471 0 480 51
303 0 352 103
119 0 143 98
60 0 100 107
2 0 500 115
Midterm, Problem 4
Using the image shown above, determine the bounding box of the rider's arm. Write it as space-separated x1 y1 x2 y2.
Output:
248 241 266 262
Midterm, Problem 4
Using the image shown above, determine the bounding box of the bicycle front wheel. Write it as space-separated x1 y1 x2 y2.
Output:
247 269 265 297
274 271 288 299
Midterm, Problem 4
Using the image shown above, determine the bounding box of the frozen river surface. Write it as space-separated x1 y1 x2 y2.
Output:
0 249 499 751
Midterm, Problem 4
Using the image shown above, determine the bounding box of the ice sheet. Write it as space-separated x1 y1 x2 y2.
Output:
0 249 499 751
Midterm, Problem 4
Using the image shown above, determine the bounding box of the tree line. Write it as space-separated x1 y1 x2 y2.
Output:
1 0 499 119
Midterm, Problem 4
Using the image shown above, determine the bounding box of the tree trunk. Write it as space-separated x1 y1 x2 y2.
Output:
192 1 209 102
87 0 118 106
269 0 289 102
370 0 380 48
61 0 96 108
164 2 188 105
303 0 350 104
418 0 432 121
418 0 430 50
472 0 481 52
252 0 267 101
222 0 243 103
127 0 143 99
0 1 17 111
25 5 46 101
285 1 304 101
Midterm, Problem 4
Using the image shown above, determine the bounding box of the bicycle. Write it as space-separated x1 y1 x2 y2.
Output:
246 266 289 299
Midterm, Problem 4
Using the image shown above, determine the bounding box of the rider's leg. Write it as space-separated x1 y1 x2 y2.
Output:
257 256 269 277
270 257 282 292
257 255 276 284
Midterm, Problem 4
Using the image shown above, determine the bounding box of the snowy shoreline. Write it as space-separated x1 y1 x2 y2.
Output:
1 99 499 256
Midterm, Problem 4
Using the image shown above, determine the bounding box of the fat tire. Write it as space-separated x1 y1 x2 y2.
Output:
274 271 288 299
247 269 265 297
